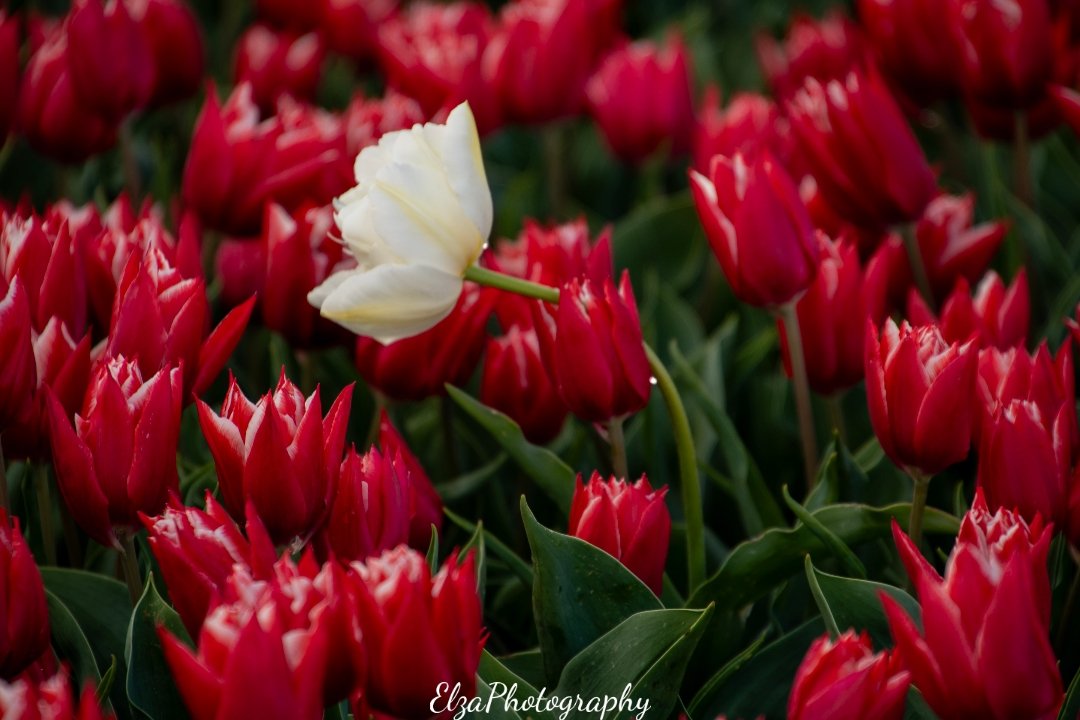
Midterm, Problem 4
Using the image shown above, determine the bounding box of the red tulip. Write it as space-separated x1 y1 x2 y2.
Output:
105 247 255 399
376 2 501 135
865 318 978 475
0 13 18 142
354 282 494 401
258 203 355 348
481 326 568 445
321 0 399 62
857 0 966 104
0 669 113 720
182 83 350 235
484 0 594 124
341 90 426 157
882 494 1061 719
690 151 819 308
0 279 36 431
235 24 325 114
377 413 443 550
777 234 866 395
47 358 183 548
787 70 937 229
0 510 51 679
142 494 276 637
66 0 154 120
906 270 1029 350
196 371 353 544
568 472 670 595
257 0 323 31
756 11 866 100
214 238 266 311
787 630 909 720
533 272 650 423
348 547 484 719
128 0 204 107
693 87 793 172
585 34 695 163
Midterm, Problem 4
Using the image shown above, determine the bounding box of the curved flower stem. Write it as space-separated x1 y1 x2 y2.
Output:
907 470 932 549
464 265 707 592
35 464 57 566
607 417 628 480
900 224 935 310
779 303 818 493
644 343 705 593
116 528 144 606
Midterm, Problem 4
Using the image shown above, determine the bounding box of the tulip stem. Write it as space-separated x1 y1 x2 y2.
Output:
119 120 142 202
779 303 818 493
907 470 932 549
607 417 629 479
463 266 561 303
1055 548 1080 653
543 124 568 218
441 395 460 477
34 465 57 566
116 528 144 606
901 224 935 309
0 438 8 514
644 343 705 593
825 394 847 445
1013 112 1033 207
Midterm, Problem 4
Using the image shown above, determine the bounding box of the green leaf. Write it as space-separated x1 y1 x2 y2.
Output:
688 503 960 612
612 191 706 292
498 650 546 690
426 524 440 574
692 619 823 719
445 507 533 588
459 521 487 599
45 590 102 686
521 497 661 684
473 651 555 720
97 656 118 703
125 574 191 720
448 386 575 513
1060 664 1080 720
687 628 770 717
784 486 867 579
810 563 922 650
553 607 713 720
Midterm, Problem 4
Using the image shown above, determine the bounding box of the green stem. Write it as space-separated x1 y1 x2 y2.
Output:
901 224 935 309
825 394 847 446
440 395 460 478
296 350 316 395
1014 111 1033 207
35 464 57 566
1056 548 1080 653
779 303 818 493
907 470 932 549
607 417 629 480
0 436 8 514
119 119 142 202
543 124 567 218
645 344 705 593
463 266 560 303
364 391 387 450
116 528 144 606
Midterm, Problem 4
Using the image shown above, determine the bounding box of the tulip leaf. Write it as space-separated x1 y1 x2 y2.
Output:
426 524 440 573
808 561 922 650
612 191 706 292
459 521 487 600
521 497 661 684
473 650 556 720
784 486 867 579
553 606 713 720
97 656 118 703
690 617 824 719
125 573 191 720
687 502 960 612
41 568 132 719
687 628 771 718
45 590 103 687
1061 666 1080 720
447 386 575 513
446 507 533 588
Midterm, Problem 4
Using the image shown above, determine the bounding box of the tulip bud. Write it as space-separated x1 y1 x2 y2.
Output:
484 0 594 124
568 472 670 595
322 0 399 62
693 87 792 172
142 494 277 637
197 371 353 544
787 630 909 720
585 34 695 163
128 0 204 108
481 326 568 444
348 547 484 719
66 0 155 120
308 102 492 343
377 413 443 549
47 357 183 548
907 271 1029 351
756 11 866 100
690 151 819 308
787 70 937 229
353 282 494 401
864 319 978 475
0 279 36 431
235 24 325 114
534 272 651 423
0 13 17 142
376 3 502 135
0 669 113 720
777 234 866 395
883 494 1062 719
0 511 51 679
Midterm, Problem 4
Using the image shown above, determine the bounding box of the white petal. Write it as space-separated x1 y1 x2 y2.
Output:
423 102 493 239
307 268 352 308
312 264 463 344
334 195 401 267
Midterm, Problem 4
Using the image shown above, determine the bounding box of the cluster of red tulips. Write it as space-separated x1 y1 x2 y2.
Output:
1 0 1080 718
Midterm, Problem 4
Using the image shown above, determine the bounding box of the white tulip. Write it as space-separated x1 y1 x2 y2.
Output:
307 102 492 343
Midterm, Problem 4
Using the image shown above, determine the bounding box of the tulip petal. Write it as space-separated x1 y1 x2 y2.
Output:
193 295 256 399
913 343 976 473
159 628 223 720
424 102 492 240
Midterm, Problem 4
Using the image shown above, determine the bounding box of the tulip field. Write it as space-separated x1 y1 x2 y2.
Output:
4 0 1080 718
